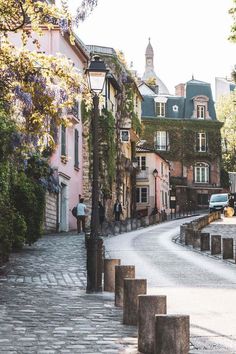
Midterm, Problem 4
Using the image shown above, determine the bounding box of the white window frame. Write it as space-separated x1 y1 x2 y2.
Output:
120 130 130 142
194 162 209 183
137 156 146 170
156 131 169 151
156 102 166 117
136 187 148 203
197 105 205 119
196 132 207 152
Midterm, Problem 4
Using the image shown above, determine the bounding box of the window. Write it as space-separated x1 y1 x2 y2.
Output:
196 132 207 152
137 156 146 170
197 105 205 119
120 130 129 142
156 102 165 117
74 129 79 168
156 131 169 151
161 162 164 175
197 194 209 205
61 125 66 156
194 162 209 183
173 105 178 112
136 187 148 203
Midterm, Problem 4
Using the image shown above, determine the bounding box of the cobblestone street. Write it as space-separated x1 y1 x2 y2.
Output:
0 233 137 354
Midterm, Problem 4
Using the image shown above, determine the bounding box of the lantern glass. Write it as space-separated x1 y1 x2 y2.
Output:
87 71 106 94
153 169 158 178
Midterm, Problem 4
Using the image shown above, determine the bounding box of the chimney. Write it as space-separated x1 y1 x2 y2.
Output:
175 83 185 97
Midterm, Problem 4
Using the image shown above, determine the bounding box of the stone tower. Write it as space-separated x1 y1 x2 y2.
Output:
142 38 169 95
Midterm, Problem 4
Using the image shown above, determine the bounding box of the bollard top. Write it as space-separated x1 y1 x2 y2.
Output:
155 314 190 319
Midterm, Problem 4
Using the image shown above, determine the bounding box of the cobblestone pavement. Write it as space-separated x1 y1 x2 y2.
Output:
0 233 137 354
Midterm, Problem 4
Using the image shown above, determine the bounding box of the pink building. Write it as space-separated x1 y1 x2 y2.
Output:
10 28 89 232
136 146 170 216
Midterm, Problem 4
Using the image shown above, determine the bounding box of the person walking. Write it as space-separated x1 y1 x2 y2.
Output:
76 198 87 234
113 199 123 221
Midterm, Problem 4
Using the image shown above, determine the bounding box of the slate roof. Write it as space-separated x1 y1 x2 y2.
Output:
141 79 217 120
184 80 216 120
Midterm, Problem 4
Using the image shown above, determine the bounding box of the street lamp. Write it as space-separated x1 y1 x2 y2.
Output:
153 168 158 214
131 157 138 218
86 56 108 293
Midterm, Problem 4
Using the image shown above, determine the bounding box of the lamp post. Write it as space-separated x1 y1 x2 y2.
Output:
86 56 108 293
153 168 158 214
131 157 138 218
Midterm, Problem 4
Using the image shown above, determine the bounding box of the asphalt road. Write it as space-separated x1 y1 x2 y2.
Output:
104 218 236 353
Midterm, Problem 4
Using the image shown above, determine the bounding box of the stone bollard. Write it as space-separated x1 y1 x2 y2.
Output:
120 220 127 233
126 219 132 232
138 295 167 354
200 233 210 251
115 265 135 307
154 315 190 354
185 228 194 246
144 216 150 226
193 230 201 248
211 235 221 255
131 218 137 230
149 215 154 225
223 238 234 259
137 219 141 228
180 225 187 244
123 278 147 325
104 259 121 292
114 221 120 235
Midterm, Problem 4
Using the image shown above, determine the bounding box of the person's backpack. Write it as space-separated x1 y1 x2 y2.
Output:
72 206 77 218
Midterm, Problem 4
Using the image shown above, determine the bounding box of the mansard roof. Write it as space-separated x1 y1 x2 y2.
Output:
141 79 217 120
184 79 216 120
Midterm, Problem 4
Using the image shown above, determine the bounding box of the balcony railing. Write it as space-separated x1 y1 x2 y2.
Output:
136 167 149 180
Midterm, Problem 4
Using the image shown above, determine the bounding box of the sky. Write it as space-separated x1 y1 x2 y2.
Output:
70 0 235 97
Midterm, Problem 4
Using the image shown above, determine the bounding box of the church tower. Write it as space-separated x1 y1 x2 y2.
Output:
145 38 154 71
142 39 169 95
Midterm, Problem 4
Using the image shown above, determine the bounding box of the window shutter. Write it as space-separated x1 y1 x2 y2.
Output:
61 125 66 156
74 129 79 168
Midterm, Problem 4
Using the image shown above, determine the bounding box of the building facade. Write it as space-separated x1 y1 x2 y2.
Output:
139 40 223 210
84 45 142 221
136 146 170 216
10 28 89 232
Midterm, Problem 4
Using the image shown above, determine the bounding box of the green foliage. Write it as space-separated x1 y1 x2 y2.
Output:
216 91 236 171
12 172 45 245
99 109 116 197
229 0 236 42
143 118 222 166
221 168 230 189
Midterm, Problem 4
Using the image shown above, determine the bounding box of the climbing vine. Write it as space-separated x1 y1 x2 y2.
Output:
143 118 223 166
99 108 116 198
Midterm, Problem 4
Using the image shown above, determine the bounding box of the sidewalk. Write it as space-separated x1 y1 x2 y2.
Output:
0 233 138 354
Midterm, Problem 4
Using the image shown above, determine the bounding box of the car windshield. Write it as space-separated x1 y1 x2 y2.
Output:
210 195 228 203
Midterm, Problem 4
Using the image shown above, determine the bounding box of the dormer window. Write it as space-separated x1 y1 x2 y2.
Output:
156 102 165 117
192 95 210 120
197 105 205 119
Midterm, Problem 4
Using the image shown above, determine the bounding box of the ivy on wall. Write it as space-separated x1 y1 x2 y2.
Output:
143 118 223 166
99 108 116 198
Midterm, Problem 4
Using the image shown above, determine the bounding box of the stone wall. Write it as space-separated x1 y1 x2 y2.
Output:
44 192 57 233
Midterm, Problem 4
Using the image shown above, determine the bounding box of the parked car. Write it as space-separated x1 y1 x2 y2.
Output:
209 193 229 213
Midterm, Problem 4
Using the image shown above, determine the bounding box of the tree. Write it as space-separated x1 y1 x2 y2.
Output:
0 0 98 34
229 0 236 43
216 90 236 171
0 0 96 156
